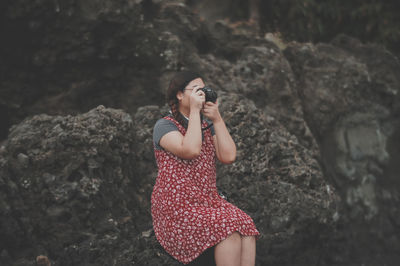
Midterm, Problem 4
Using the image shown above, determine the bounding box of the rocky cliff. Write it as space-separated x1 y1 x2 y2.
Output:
1 0 399 265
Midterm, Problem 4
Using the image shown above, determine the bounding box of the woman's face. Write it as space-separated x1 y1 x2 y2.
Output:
177 78 205 110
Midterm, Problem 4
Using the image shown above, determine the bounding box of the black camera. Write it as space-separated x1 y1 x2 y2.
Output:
199 86 218 103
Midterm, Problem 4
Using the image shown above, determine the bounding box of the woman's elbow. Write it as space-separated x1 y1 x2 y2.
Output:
181 146 202 159
222 159 235 164
219 153 236 164
187 150 201 159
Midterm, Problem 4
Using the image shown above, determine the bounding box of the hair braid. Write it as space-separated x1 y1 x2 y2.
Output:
169 99 187 129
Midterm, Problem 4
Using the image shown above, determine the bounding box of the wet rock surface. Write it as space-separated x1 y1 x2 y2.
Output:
1 0 400 265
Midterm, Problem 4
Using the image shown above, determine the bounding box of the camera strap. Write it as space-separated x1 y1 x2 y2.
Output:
201 122 213 131
200 113 213 131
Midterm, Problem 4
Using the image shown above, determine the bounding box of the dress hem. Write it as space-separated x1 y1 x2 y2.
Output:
163 227 261 265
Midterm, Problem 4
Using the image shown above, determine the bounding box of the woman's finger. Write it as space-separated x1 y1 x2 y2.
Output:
196 90 205 96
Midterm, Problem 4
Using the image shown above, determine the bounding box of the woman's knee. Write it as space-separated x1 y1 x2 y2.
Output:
241 235 256 243
214 232 242 265
227 231 241 242
217 231 241 248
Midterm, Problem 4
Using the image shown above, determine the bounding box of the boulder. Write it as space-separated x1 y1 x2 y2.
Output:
284 34 400 264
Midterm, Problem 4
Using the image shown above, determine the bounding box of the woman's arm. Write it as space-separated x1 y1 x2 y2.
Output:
159 90 205 159
203 101 236 164
159 110 202 159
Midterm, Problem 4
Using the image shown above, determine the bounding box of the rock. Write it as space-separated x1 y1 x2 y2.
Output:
284 34 400 264
215 92 338 265
0 101 338 265
133 92 339 266
0 105 141 264
1 0 400 264
0 0 169 140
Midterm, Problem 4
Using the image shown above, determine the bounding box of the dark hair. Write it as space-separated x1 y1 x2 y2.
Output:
166 71 203 127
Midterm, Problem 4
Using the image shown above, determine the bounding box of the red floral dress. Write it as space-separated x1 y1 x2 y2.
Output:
151 116 260 264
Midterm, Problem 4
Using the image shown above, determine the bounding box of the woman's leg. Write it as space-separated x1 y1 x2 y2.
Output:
214 231 241 266
240 235 256 266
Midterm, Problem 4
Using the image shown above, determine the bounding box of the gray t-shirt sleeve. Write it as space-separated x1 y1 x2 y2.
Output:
153 118 179 150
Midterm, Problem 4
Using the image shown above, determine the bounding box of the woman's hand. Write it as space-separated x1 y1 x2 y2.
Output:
189 89 205 112
202 100 222 123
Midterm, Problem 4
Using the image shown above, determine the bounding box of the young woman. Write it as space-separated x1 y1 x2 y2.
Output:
151 71 260 266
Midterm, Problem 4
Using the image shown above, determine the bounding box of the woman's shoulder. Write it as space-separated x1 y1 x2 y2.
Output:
154 114 176 128
153 116 179 150
154 116 177 132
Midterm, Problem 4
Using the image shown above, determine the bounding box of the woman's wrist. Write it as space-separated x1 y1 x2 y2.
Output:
189 107 201 116
211 113 223 123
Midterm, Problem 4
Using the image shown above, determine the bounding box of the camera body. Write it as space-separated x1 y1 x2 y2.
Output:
199 86 218 103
